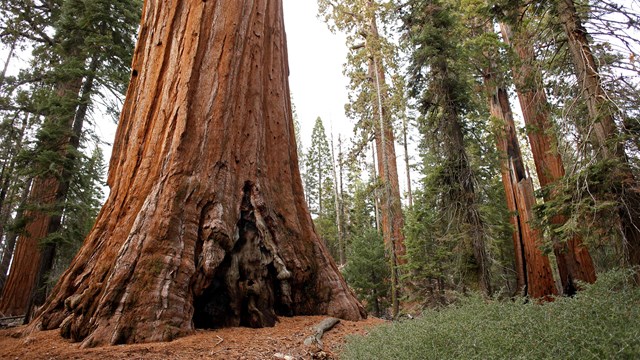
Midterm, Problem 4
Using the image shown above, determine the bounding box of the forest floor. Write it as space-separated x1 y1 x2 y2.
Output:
0 316 385 359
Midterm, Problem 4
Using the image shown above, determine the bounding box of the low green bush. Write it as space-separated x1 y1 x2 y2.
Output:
342 269 640 359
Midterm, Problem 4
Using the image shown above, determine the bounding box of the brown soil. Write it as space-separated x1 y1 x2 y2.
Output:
0 316 385 359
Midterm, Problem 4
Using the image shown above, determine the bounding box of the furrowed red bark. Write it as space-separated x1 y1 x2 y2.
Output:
29 0 364 347
500 18 596 292
483 67 557 298
556 0 640 271
513 176 558 299
0 77 83 317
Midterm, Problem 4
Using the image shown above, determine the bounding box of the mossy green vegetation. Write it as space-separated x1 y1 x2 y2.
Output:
342 270 640 359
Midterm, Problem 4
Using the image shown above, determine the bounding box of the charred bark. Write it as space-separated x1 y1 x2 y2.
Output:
500 18 596 292
29 0 364 347
483 71 557 298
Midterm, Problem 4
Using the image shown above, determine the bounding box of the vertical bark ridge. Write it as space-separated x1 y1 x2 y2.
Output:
30 0 364 347
500 18 596 292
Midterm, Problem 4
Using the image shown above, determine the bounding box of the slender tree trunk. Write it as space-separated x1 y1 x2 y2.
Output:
371 144 381 233
29 1 364 347
366 8 406 316
338 136 346 256
556 0 640 270
330 133 345 265
402 116 413 208
483 70 557 298
0 113 29 249
370 55 403 317
0 40 15 81
500 19 596 293
24 57 101 322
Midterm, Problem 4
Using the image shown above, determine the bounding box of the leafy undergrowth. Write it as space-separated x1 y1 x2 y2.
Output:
342 270 640 359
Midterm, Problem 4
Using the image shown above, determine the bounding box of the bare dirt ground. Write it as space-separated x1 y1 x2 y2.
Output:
0 316 385 359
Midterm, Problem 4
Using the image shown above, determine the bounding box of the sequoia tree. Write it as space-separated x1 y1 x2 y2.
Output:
28 0 364 347
483 59 557 298
318 0 406 317
555 0 640 270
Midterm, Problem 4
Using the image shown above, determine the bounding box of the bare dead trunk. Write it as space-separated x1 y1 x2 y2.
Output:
402 116 413 208
371 143 381 233
0 40 15 81
500 20 596 292
29 0 364 347
330 134 345 265
556 0 640 270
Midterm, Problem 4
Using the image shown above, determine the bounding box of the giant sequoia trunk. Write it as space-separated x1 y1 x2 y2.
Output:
29 0 364 347
500 20 595 293
484 72 557 298
0 77 83 317
556 0 640 270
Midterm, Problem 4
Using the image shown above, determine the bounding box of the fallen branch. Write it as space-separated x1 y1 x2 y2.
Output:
214 335 224 347
303 317 340 351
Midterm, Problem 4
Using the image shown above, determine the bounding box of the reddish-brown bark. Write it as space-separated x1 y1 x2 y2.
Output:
514 177 558 299
0 75 83 317
556 0 640 271
500 19 596 292
484 74 557 298
367 17 406 265
0 178 57 317
29 0 364 348
365 10 406 316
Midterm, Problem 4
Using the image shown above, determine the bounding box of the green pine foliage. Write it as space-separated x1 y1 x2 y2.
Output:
0 0 141 293
343 227 390 317
47 146 105 285
303 117 334 216
400 0 511 299
342 269 640 359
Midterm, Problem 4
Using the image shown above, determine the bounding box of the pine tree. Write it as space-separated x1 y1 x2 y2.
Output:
400 0 494 296
319 0 406 317
304 117 334 217
0 0 141 316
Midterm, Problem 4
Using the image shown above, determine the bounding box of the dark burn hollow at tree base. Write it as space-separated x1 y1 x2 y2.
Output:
192 182 293 329
26 1 364 347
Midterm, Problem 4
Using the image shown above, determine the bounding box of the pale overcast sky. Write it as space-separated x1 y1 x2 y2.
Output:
282 0 353 149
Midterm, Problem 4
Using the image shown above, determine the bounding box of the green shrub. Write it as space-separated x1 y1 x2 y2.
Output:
342 269 640 359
